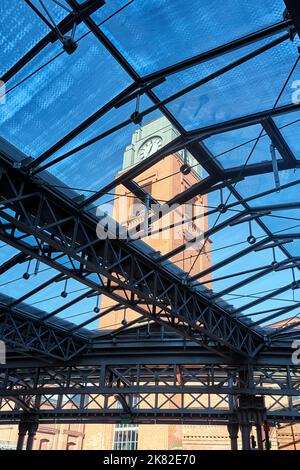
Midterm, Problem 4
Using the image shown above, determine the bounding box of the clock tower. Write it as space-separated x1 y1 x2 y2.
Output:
84 116 212 451
122 115 202 174
100 116 211 331
108 116 210 272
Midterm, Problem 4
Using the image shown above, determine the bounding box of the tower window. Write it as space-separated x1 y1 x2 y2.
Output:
131 182 152 218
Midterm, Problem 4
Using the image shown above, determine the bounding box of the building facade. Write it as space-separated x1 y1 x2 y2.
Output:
0 117 298 451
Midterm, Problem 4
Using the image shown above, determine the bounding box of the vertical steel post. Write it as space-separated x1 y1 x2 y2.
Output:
256 424 264 450
26 419 39 450
16 420 28 451
227 421 239 451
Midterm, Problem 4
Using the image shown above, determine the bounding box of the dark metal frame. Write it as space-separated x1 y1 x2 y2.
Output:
0 0 300 435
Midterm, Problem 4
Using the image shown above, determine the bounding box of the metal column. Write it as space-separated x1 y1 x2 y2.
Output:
237 396 267 451
26 418 39 451
227 421 239 451
256 424 264 451
16 415 39 451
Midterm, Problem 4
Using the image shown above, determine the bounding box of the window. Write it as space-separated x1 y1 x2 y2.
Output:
39 439 50 450
113 424 139 451
131 182 152 218
113 396 139 450
66 441 76 451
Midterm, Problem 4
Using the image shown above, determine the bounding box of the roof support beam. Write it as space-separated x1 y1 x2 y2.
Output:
0 253 28 275
159 208 268 263
0 151 264 357
70 303 123 332
0 301 87 360
42 289 95 321
262 117 297 164
284 1 300 39
233 281 299 315
1 0 105 83
142 19 294 83
189 102 300 140
224 158 300 179
9 273 64 307
190 238 270 282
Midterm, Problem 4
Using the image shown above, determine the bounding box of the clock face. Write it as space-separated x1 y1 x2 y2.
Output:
138 136 163 160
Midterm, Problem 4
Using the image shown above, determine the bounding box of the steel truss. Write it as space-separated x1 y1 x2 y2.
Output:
1 1 300 447
1 349 300 424
0 301 88 361
0 149 264 359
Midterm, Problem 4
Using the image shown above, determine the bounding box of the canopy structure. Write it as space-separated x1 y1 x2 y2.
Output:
1 0 300 450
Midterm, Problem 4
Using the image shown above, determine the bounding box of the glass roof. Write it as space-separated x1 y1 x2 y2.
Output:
204 124 275 169
100 0 284 74
1 0 300 344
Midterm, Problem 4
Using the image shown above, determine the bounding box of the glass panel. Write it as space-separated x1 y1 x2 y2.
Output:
166 39 300 130
274 111 300 159
236 168 300 205
0 0 49 75
38 97 162 193
0 258 59 302
101 0 284 75
260 211 300 235
204 124 276 169
0 22 132 157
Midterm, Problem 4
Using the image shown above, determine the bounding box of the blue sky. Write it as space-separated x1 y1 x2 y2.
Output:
0 0 300 330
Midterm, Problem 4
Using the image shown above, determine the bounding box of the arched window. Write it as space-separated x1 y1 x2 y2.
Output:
39 439 50 450
66 441 76 451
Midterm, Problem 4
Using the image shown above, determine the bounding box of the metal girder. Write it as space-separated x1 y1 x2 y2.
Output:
224 158 300 179
1 361 300 397
0 150 264 358
1 0 105 83
0 252 28 275
284 1 300 39
262 117 297 164
142 19 294 83
189 102 300 140
0 302 88 361
1 360 300 424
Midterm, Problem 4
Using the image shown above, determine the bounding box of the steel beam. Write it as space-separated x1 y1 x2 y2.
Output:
262 117 297 164
0 253 28 275
0 149 264 358
233 281 298 315
142 20 294 83
0 301 88 360
284 1 300 39
1 360 300 423
1 0 105 83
